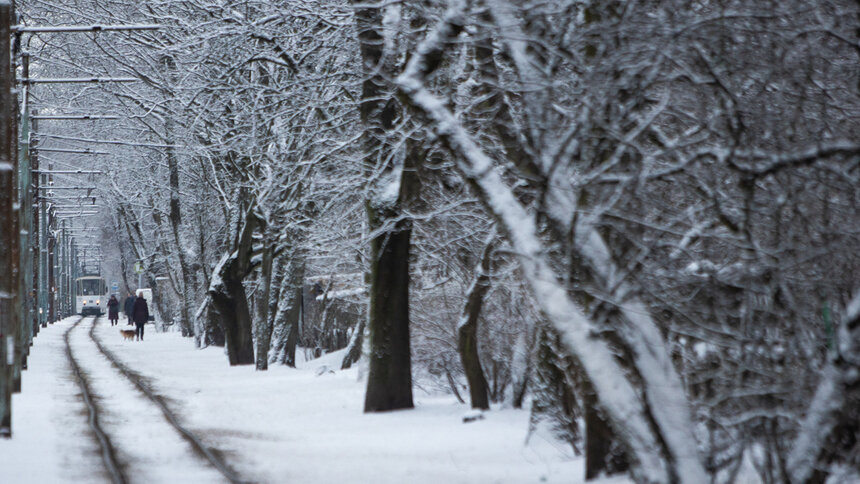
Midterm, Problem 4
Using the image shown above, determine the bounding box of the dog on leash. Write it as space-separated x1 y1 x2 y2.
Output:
120 329 137 341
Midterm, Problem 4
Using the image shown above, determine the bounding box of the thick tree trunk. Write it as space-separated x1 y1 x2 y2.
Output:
254 243 275 370
364 216 414 412
584 386 629 479
353 0 416 412
271 255 304 367
457 233 495 410
209 274 254 365
198 299 225 348
282 279 302 367
207 207 258 365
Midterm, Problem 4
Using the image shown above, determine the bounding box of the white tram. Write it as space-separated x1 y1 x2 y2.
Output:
75 276 108 316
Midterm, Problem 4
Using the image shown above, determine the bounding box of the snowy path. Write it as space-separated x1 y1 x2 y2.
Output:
67 316 233 483
1 316 622 484
0 317 108 483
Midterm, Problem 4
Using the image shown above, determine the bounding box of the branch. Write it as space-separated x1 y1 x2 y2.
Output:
395 2 690 481
787 290 860 483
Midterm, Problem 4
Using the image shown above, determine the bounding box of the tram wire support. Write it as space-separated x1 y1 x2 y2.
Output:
32 115 119 120
12 24 160 34
0 0 18 437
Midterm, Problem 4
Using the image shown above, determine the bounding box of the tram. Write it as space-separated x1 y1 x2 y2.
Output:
75 275 108 316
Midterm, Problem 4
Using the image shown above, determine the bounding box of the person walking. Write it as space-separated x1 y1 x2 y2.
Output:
124 292 135 326
107 295 120 326
132 291 150 341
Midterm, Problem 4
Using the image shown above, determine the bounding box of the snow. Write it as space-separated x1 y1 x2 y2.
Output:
0 317 106 483
315 287 365 301
0 316 616 484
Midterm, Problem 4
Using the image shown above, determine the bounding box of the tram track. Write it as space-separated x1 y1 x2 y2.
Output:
64 316 249 484
86 318 246 484
63 316 127 484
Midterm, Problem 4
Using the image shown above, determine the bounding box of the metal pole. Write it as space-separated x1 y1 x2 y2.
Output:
46 218 54 323
65 227 71 318
32 109 45 329
69 234 77 316
0 0 16 436
16 51 32 386
58 221 63 319
9 0 20 396
37 140 46 327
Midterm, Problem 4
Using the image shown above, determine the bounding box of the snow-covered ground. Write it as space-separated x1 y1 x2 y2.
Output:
0 316 624 484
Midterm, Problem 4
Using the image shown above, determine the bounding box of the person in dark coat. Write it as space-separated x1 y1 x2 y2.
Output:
124 292 135 326
132 292 150 341
107 295 120 326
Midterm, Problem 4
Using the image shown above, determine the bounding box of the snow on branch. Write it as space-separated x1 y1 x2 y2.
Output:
787 289 860 482
730 141 860 177
575 225 707 481
395 2 694 481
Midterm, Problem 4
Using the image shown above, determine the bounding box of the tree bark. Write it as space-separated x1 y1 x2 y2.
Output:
341 319 365 370
282 274 302 367
166 116 195 337
353 0 416 412
208 275 254 365
584 385 629 479
207 207 258 365
254 242 275 370
457 233 495 410
364 218 414 411
271 255 304 367
511 329 531 409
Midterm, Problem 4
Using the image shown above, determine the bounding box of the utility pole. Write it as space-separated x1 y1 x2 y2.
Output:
59 221 66 318
15 49 32 389
0 0 17 436
47 209 55 323
31 108 42 331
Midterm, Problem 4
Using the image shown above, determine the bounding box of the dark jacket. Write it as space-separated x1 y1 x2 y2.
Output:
132 296 149 325
107 297 120 318
124 295 135 316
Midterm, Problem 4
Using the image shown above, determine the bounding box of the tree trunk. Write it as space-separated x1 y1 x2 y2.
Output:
584 385 629 480
166 118 195 337
511 329 531 409
364 217 414 412
343 225 367 371
353 0 416 412
254 242 275 370
457 233 495 410
271 255 304 367
282 279 302 367
209 259 255 365
207 207 258 365
341 319 365 370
